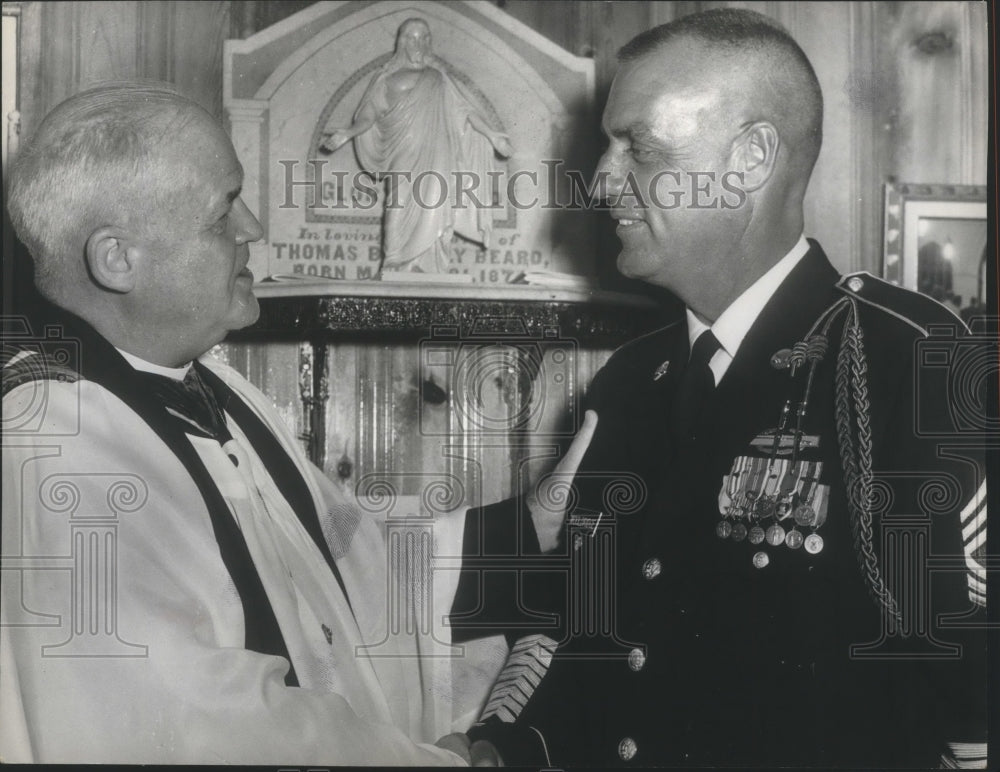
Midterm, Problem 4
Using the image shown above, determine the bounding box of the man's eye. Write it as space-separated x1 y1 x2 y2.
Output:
629 145 656 162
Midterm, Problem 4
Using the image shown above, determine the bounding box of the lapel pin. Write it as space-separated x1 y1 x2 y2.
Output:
653 360 671 381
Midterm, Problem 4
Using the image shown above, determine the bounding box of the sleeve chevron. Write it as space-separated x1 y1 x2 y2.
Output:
478 634 557 723
959 480 986 607
939 740 987 769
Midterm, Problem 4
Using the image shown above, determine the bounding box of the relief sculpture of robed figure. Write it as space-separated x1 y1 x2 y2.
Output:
322 18 513 274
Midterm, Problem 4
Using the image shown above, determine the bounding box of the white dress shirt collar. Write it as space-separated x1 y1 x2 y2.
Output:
686 234 810 384
116 348 192 381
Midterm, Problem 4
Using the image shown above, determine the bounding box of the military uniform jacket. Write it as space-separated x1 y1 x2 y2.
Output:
453 242 987 768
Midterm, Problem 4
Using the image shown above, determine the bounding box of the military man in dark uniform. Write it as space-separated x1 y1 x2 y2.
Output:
451 8 987 768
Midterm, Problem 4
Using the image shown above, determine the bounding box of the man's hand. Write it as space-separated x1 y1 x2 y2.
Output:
490 132 514 158
435 732 471 764
527 409 598 552
319 128 352 154
470 738 503 766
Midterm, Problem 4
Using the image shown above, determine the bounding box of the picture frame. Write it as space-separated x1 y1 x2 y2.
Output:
883 182 988 316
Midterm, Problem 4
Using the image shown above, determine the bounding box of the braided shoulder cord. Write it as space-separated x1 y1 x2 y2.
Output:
805 296 852 340
834 300 902 625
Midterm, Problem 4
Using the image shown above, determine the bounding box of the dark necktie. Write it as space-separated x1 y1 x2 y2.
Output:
669 329 722 445
137 365 233 443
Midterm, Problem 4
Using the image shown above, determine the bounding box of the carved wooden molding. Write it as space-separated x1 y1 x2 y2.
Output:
230 291 672 344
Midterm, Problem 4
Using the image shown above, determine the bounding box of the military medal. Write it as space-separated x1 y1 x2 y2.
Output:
808 492 828 529
813 480 830 527
736 457 766 520
795 469 827 527
721 457 751 518
774 459 802 519
746 457 768 501
765 523 786 546
774 497 793 519
718 478 732 514
712 335 837 567
715 455 830 558
793 503 817 527
760 458 786 516
754 495 775 518
804 533 824 554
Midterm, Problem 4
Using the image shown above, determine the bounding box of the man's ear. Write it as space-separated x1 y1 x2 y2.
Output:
730 122 779 193
85 226 141 293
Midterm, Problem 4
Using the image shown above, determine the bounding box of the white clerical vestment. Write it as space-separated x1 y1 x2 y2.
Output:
1 355 465 765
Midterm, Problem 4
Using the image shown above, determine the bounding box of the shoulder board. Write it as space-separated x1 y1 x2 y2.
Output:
1 348 81 398
834 271 967 337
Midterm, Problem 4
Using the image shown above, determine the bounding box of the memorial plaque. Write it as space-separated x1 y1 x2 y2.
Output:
224 0 596 283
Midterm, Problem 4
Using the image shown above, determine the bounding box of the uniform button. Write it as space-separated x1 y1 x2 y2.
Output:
641 558 661 580
618 736 638 761
627 647 646 672
847 276 864 292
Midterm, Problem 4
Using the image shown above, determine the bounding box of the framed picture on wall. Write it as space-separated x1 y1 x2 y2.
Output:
883 182 988 320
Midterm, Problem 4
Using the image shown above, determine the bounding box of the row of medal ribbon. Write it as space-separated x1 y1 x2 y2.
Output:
717 456 829 567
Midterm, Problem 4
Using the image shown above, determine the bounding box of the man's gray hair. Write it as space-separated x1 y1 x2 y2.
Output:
6 81 200 302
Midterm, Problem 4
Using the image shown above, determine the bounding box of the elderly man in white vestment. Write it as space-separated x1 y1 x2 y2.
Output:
0 82 474 765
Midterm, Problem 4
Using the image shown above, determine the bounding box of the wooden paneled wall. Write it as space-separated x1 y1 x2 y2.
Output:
12 0 230 134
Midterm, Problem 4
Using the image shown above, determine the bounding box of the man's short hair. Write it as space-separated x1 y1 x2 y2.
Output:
619 8 823 170
6 82 199 302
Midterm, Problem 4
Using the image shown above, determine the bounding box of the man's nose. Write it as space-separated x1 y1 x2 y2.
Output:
594 150 624 200
233 198 264 244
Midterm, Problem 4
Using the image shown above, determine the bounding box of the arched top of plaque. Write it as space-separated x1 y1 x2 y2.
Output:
224 0 598 294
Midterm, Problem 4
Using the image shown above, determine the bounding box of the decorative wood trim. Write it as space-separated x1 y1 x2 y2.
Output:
230 293 671 345
960 1 974 184
849 1 879 275
959 1 987 184
882 183 903 285
71 1 80 93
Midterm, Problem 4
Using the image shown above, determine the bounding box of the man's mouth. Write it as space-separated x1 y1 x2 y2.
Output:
237 267 253 280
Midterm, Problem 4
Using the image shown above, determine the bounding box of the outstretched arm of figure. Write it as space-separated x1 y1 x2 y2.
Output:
321 100 378 153
466 112 513 158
